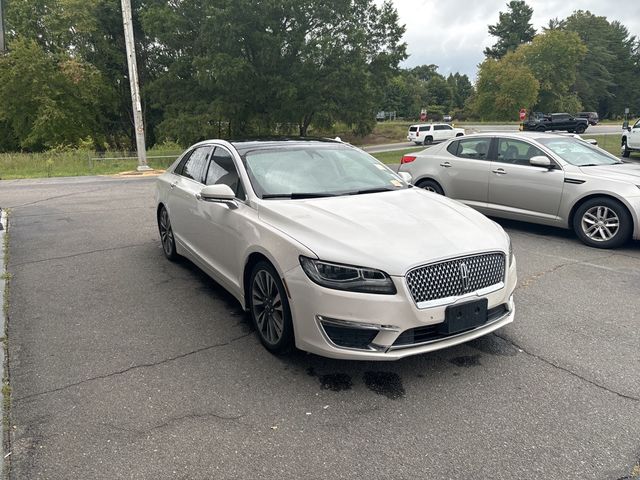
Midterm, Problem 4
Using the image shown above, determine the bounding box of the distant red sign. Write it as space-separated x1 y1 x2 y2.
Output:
519 108 527 121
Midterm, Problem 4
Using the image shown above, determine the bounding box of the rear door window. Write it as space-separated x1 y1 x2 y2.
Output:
448 138 492 160
419 126 431 132
180 146 211 183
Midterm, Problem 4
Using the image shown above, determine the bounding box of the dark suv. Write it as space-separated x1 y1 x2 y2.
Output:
520 113 588 133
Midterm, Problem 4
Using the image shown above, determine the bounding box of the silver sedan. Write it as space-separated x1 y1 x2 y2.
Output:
399 132 640 248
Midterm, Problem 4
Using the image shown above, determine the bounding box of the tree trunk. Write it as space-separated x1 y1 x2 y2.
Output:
299 112 314 137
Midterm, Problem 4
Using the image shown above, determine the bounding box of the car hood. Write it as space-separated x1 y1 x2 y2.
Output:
257 189 507 276
579 163 640 182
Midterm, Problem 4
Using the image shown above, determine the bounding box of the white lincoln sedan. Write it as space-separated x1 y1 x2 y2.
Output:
155 139 517 360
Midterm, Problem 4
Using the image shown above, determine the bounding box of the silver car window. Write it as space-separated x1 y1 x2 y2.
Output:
449 138 491 161
537 137 622 166
496 138 545 166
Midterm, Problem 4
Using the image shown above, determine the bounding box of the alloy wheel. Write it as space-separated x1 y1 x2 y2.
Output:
251 269 285 346
581 206 620 242
159 208 175 257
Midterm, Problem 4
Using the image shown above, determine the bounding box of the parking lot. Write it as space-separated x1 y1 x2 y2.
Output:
1 175 639 479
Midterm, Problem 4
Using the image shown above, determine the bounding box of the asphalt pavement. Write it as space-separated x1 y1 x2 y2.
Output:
1 176 639 479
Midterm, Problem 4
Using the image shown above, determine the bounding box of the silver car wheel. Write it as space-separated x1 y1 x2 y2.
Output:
159 208 175 256
251 270 284 345
581 206 620 242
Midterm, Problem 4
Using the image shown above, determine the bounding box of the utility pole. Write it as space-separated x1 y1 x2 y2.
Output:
0 0 6 53
120 0 151 171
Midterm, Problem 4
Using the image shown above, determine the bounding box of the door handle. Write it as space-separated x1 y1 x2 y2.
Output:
170 181 178 189
440 162 452 168
492 168 507 175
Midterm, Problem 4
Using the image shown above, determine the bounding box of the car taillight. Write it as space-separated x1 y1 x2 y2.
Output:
401 155 416 164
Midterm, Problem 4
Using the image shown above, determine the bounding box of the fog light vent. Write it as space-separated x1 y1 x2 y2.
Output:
321 323 378 350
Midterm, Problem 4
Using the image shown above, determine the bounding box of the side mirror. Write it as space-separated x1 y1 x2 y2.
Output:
198 184 237 206
530 156 552 169
398 172 412 184
584 138 598 146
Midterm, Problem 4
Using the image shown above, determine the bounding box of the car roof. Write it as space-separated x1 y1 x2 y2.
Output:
189 137 346 154
409 123 448 127
452 131 575 141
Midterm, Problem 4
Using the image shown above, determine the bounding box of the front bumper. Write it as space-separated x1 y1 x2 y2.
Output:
284 258 517 361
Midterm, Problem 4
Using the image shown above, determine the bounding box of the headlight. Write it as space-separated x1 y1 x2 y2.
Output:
299 257 396 294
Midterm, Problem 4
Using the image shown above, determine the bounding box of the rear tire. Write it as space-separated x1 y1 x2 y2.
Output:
455 133 464 137
423 136 433 145
536 126 546 132
572 197 632 249
158 206 179 261
416 179 444 195
622 138 631 158
576 125 586 134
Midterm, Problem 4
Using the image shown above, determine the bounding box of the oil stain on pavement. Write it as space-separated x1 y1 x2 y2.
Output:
363 371 405 399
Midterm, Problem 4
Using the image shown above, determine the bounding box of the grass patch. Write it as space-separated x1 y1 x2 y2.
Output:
370 147 426 165
581 134 623 157
0 149 180 180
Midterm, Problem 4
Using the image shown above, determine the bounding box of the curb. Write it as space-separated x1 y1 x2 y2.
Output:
0 208 8 477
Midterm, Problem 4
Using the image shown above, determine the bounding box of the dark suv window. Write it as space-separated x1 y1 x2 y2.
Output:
180 146 211 182
448 138 491 160
419 126 431 132
204 147 246 200
434 125 452 131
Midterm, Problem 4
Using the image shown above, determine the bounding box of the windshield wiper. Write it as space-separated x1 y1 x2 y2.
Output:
348 187 398 195
262 192 339 199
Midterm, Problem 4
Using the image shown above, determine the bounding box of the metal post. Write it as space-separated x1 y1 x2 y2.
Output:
0 0 6 53
120 0 151 171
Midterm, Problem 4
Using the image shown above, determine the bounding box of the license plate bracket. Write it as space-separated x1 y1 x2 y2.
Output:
441 299 488 335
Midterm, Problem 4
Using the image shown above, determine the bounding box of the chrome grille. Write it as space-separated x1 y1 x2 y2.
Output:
406 253 505 305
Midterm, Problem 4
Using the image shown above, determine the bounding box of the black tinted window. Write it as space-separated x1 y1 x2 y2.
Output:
181 147 211 182
447 141 459 155
205 147 245 200
450 138 491 160
409 126 418 132
434 125 452 131
419 126 431 132
497 138 546 166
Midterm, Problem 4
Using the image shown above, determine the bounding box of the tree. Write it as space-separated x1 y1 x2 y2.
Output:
0 38 114 150
143 0 407 140
518 30 587 112
565 11 637 118
473 52 539 120
484 1 536 59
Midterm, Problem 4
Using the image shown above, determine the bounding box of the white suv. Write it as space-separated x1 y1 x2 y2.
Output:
407 123 465 145
622 118 640 157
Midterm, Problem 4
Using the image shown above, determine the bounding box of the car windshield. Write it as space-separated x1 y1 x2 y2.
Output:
242 145 407 199
536 137 623 166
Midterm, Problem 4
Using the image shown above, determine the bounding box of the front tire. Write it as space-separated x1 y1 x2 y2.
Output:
416 179 444 195
573 198 632 249
622 138 631 158
158 206 179 261
575 125 586 134
249 261 294 354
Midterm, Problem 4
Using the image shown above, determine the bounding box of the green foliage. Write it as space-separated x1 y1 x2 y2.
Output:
142 0 406 139
0 38 115 151
473 53 539 120
484 1 536 59
518 30 586 112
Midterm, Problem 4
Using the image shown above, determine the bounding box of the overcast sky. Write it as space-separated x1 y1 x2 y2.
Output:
388 0 640 80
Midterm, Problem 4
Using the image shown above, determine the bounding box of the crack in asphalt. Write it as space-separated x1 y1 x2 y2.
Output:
15 205 155 218
10 241 158 267
15 332 253 402
100 412 246 436
494 333 640 403
7 187 112 209
516 253 617 290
